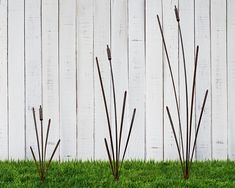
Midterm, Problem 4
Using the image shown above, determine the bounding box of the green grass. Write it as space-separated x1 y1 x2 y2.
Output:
0 160 235 187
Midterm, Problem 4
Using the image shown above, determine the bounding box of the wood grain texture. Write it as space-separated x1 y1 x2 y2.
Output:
42 0 60 160
59 0 77 160
0 0 8 160
94 0 111 160
76 0 94 160
211 0 227 160
227 0 235 159
146 0 163 160
8 0 25 159
194 0 212 160
25 0 42 159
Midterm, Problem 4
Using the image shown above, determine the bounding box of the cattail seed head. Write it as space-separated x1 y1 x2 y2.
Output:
39 105 43 121
106 45 112 61
174 6 180 22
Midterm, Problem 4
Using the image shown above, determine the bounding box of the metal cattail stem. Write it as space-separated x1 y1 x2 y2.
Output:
157 6 208 179
30 106 60 182
96 45 136 181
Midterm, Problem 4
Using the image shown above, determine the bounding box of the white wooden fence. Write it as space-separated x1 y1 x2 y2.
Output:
0 0 234 161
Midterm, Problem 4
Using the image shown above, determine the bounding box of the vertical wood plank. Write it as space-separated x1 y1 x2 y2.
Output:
111 0 129 159
227 0 235 159
146 0 163 160
42 0 60 160
211 0 227 159
25 0 42 159
162 0 179 160
128 0 145 159
77 0 94 160
59 0 76 160
178 0 195 160
94 0 111 160
8 0 25 159
0 0 8 160
194 0 212 160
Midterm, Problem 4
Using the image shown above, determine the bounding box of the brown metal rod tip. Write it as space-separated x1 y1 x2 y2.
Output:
107 45 112 60
174 6 180 22
39 105 43 121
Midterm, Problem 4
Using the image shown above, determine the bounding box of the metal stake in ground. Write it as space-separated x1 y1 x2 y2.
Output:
157 6 209 180
96 46 136 181
30 106 61 182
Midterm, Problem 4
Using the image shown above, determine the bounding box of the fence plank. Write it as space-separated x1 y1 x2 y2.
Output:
194 0 212 160
8 0 25 159
162 0 179 160
227 0 235 159
111 0 129 159
146 0 163 160
77 0 94 160
211 0 227 160
59 0 77 160
179 0 195 160
25 0 42 159
0 0 8 160
42 0 60 160
128 0 145 159
94 0 111 160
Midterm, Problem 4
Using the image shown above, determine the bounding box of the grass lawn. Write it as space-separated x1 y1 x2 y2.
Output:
0 160 235 187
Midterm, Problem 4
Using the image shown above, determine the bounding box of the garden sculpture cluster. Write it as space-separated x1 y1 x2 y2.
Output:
157 6 208 179
30 106 61 182
25 5 209 183
96 45 136 181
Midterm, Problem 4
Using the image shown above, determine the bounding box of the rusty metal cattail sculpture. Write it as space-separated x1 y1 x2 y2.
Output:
30 106 61 182
96 45 136 181
157 6 208 179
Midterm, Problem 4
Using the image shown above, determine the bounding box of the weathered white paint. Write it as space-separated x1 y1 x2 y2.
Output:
0 0 8 160
163 0 179 160
211 0 227 160
179 0 195 160
77 0 94 160
146 0 163 160
228 0 235 159
8 0 25 159
59 0 77 160
128 0 145 159
94 0 110 160
110 0 129 160
195 0 212 160
25 0 42 160
42 0 60 160
0 0 234 160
